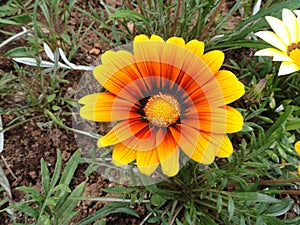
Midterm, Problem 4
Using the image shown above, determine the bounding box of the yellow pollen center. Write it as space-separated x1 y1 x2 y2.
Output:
287 42 300 66
144 93 180 127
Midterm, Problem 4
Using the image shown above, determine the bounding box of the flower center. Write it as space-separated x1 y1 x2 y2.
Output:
287 42 300 66
144 93 180 127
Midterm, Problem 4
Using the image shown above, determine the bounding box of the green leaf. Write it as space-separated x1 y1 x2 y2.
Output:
150 194 166 207
45 197 56 206
147 216 162 223
230 192 280 203
77 203 139 225
5 46 34 57
16 186 44 202
108 10 148 23
283 217 300 225
228 197 234 221
41 158 50 195
239 214 246 225
0 18 19 26
241 162 269 169
52 105 61 111
216 194 222 213
256 116 273 124
263 217 286 225
50 150 62 191
57 149 81 198
46 94 56 103
61 32 71 45
39 215 51 225
265 106 293 141
277 144 288 161
205 168 216 187
102 187 135 194
53 184 71 193
56 181 86 225
265 198 294 217
12 203 39 218
266 150 279 163
254 216 264 225
285 118 300 131
7 14 32 24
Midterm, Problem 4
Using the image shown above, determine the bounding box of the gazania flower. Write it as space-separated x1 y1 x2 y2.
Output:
79 34 244 176
295 141 300 174
255 8 300 76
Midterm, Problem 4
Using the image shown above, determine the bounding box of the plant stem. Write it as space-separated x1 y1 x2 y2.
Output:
259 178 300 185
136 0 145 16
0 115 45 133
198 0 225 40
170 0 182 36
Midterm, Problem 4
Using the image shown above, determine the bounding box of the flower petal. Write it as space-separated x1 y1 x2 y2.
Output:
255 31 287 52
120 127 167 151
97 119 149 147
186 40 205 58
297 14 300 41
294 10 300 17
134 35 164 91
282 8 298 43
134 34 149 42
214 70 245 104
254 48 293 62
184 106 243 134
166 37 185 46
278 61 300 76
216 135 233 158
93 65 144 102
101 50 134 70
112 143 136 166
191 132 219 164
224 106 244 133
157 132 179 177
150 34 165 42
79 93 139 122
136 149 159 175
201 50 225 74
265 16 291 46
169 125 215 164
295 141 300 156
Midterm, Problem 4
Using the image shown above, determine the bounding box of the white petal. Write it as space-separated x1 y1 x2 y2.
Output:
59 48 94 70
255 31 287 52
294 10 300 17
252 0 262 15
265 16 291 46
13 57 54 67
297 16 300 43
254 48 282 56
273 54 293 62
43 43 55 62
282 9 298 43
278 61 300 76
255 48 293 62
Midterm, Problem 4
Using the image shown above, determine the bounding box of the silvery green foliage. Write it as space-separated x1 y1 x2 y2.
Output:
13 43 94 72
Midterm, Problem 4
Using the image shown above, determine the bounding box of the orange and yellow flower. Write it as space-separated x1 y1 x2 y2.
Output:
255 9 300 76
79 34 244 176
